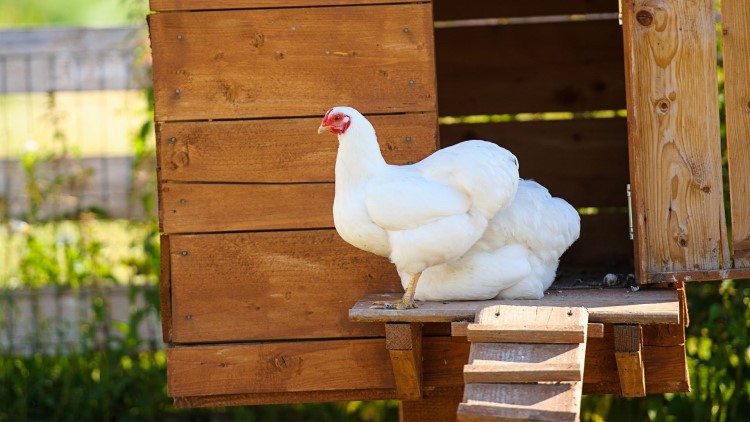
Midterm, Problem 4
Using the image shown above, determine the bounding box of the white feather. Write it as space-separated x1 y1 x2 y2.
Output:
329 106 580 300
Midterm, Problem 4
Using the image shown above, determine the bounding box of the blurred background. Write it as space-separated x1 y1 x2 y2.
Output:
0 1 747 421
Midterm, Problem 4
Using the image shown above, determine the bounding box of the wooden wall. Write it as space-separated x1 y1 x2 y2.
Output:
149 0 691 410
149 0 446 407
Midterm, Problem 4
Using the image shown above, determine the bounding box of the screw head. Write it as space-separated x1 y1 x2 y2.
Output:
403 27 410 33
177 34 183 40
175 89 181 95
168 137 176 143
404 136 412 142
181 251 189 256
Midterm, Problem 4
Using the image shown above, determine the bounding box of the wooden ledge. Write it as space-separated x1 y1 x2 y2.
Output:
349 288 680 325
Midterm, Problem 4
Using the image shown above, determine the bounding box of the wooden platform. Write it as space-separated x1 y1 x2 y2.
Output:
349 288 680 325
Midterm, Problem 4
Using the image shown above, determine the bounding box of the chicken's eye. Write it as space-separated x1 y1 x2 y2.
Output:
334 115 341 121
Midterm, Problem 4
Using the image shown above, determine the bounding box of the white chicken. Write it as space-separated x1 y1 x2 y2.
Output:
318 106 580 309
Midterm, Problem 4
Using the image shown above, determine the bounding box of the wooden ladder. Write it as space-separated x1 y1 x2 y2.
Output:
457 305 589 421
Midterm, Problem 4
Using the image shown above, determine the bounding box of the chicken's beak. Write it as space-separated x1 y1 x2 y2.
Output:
317 124 330 134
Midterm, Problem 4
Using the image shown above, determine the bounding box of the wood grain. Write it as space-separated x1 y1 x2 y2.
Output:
583 323 688 395
440 118 629 208
157 113 438 183
385 323 423 400
623 0 727 279
467 306 588 344
167 336 469 397
159 183 334 233
458 383 580 421
166 323 688 403
159 234 173 342
433 0 618 21
464 343 584 383
614 324 646 397
150 0 419 12
721 0 750 268
167 338 394 396
435 20 625 115
350 289 680 325
168 230 403 343
148 4 436 121
400 386 464 422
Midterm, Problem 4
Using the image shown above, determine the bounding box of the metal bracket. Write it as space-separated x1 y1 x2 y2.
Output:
618 0 623 25
627 184 634 240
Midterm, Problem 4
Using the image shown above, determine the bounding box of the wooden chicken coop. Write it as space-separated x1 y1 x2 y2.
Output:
148 0 750 419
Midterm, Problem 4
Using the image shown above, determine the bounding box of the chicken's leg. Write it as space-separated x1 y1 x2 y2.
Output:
371 272 421 310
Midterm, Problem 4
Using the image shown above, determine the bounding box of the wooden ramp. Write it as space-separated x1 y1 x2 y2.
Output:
457 305 589 421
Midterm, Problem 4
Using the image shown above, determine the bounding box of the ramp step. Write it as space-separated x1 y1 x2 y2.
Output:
457 383 581 422
460 305 589 421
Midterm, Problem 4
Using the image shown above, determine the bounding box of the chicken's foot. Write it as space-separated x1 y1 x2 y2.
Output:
371 272 421 310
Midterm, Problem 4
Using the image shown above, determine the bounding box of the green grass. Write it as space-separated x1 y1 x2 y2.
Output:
0 0 147 28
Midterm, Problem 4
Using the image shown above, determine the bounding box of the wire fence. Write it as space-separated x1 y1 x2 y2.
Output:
0 26 152 220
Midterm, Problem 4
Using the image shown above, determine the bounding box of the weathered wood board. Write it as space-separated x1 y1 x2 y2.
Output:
721 0 750 268
157 113 438 183
467 306 588 344
350 289 680 325
167 336 469 397
166 322 688 403
458 383 581 421
622 0 728 280
160 183 335 233
148 3 436 121
168 230 402 343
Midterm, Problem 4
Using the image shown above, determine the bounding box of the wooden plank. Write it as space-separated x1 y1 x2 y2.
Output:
721 0 750 268
614 324 646 397
385 323 423 400
440 118 629 207
433 0 618 21
167 323 688 403
167 336 468 397
622 0 727 280
159 183 334 233
464 343 584 383
150 0 419 12
158 113 438 183
435 20 625 115
167 338 394 396
458 383 579 421
350 289 680 325
400 386 464 422
646 268 750 284
159 234 173 342
148 4 436 121
468 306 587 344
174 388 397 408
583 323 689 395
169 230 403 343
453 322 604 339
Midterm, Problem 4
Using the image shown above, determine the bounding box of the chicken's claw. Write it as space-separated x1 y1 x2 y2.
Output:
370 300 418 310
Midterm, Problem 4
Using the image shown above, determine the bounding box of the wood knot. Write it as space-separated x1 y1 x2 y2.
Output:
636 10 653 26
172 151 189 167
656 98 671 114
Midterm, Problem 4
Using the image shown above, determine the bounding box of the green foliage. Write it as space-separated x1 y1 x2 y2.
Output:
0 0 147 28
